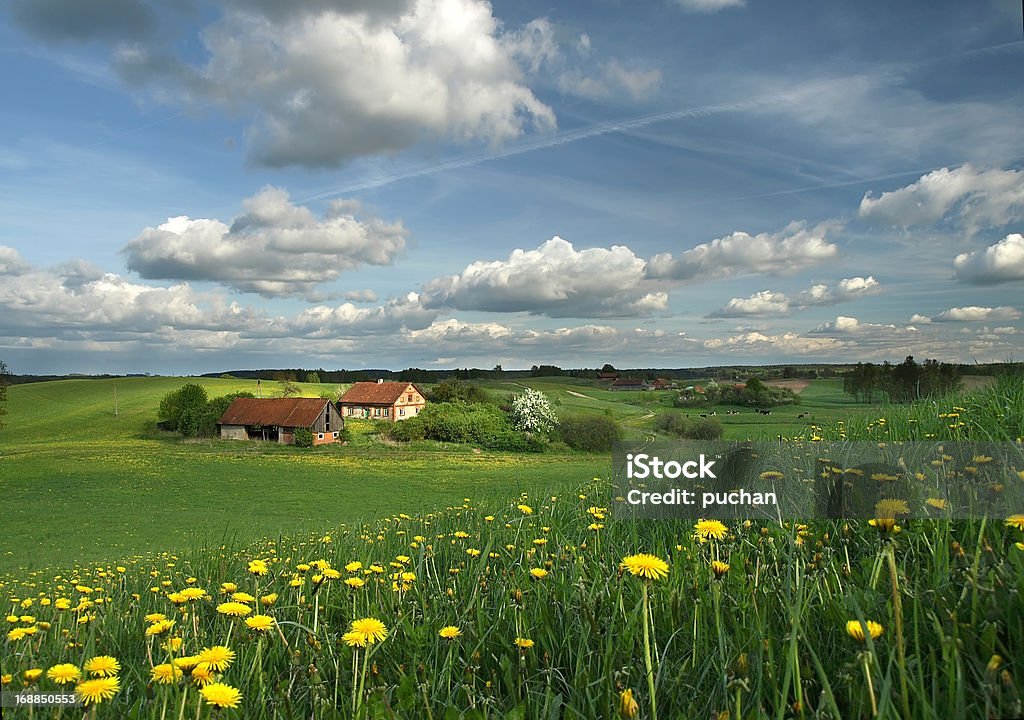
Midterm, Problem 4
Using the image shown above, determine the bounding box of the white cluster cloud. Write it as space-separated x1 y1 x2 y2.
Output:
423 237 667 318
122 187 407 298
859 165 1024 233
708 276 879 317
148 0 559 168
931 306 1021 323
953 233 1024 285
646 221 839 281
703 331 843 355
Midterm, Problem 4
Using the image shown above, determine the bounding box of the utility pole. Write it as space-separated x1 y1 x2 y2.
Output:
113 385 118 416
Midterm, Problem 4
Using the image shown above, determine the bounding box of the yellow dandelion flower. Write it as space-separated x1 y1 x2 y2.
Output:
530 568 548 580
7 627 29 641
711 560 730 578
439 625 462 640
151 663 183 684
514 637 534 649
216 602 252 618
342 631 366 648
144 612 167 623
75 676 120 705
145 619 175 636
46 664 81 684
694 519 728 541
349 617 387 645
466 548 482 557
231 592 256 603
620 553 670 581
220 582 238 594
846 620 883 642
180 587 207 601
198 645 235 672
190 663 216 686
1005 514 1024 531
875 498 910 518
759 470 784 481
247 560 269 576
83 656 120 678
517 504 534 515
260 593 278 606
173 656 200 670
926 498 948 510
200 682 242 709
245 615 275 632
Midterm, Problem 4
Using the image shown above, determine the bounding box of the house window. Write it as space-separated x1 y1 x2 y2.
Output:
317 433 324 440
325 413 330 431
332 431 338 438
407 394 413 403
399 408 405 416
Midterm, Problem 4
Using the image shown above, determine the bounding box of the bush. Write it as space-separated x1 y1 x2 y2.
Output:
655 413 723 440
293 428 314 447
158 384 209 434
386 418 426 442
415 401 542 452
510 389 558 435
558 415 621 452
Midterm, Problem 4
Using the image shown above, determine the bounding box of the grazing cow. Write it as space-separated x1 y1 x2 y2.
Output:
699 413 708 418
708 411 717 416
756 409 772 415
797 412 808 419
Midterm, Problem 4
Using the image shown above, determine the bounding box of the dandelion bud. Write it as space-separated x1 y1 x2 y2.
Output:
617 688 639 718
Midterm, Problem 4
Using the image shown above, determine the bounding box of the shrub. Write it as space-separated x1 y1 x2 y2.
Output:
158 384 209 434
510 389 558 435
293 428 314 447
415 402 542 451
655 413 723 440
387 417 426 442
558 415 621 452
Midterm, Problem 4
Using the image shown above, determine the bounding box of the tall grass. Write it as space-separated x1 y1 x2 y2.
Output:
1 377 1022 719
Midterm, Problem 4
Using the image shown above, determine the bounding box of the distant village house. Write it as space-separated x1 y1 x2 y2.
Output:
218 397 343 445
338 380 426 422
609 377 648 391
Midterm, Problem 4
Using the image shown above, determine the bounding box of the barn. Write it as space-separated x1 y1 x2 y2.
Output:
338 380 426 422
217 397 343 445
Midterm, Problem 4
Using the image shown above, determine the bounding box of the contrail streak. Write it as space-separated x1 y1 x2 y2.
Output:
297 86 819 203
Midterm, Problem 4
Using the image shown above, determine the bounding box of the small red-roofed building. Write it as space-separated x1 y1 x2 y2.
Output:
338 380 427 422
218 397 343 445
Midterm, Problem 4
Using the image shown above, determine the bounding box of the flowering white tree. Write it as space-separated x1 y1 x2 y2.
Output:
510 388 558 435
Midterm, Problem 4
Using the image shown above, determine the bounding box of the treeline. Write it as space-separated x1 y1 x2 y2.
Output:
843 356 963 403
675 377 799 408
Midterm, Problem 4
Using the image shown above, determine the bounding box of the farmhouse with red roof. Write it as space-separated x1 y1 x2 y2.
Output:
338 380 426 422
218 397 343 445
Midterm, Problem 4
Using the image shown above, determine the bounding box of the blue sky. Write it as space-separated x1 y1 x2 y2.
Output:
1 0 1022 374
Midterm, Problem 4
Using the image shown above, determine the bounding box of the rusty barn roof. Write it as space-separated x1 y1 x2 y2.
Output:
338 381 422 406
218 398 329 427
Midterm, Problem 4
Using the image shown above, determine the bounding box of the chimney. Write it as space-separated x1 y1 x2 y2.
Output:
377 378 383 384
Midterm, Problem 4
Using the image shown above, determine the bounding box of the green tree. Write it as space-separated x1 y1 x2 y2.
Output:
157 383 209 435
278 380 301 398
306 371 321 384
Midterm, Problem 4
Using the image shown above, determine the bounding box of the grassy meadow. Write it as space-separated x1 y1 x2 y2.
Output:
1 373 1023 718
